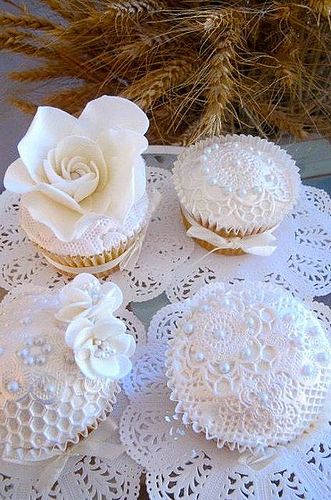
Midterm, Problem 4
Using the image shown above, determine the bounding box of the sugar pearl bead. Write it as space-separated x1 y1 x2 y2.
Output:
260 392 269 404
242 347 251 359
246 317 255 327
202 165 210 175
7 381 20 393
220 362 230 374
239 188 247 197
224 186 233 194
195 352 205 362
208 177 218 186
302 364 314 377
214 329 225 339
204 147 212 155
212 143 219 150
183 323 194 335
200 154 208 162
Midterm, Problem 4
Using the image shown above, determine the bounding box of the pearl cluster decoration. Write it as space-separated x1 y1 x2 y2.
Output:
166 281 331 452
0 283 124 463
17 336 52 366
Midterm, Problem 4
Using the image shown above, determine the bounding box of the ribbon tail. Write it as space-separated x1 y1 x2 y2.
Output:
37 454 69 494
244 245 277 256
187 226 228 248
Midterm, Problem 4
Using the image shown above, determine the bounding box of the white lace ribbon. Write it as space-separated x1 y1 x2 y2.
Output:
37 417 123 494
44 190 161 275
184 209 277 256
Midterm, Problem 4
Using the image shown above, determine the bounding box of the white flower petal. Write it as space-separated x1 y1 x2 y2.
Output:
134 155 147 203
65 318 92 348
116 354 133 378
18 106 77 183
111 334 136 356
4 158 36 193
75 352 98 379
101 282 123 312
37 183 84 213
92 318 126 340
22 191 85 241
77 95 149 138
71 273 101 290
90 354 121 379
55 302 90 322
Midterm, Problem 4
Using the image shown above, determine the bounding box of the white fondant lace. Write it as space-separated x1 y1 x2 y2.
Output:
0 154 330 304
0 393 143 499
120 299 331 500
0 163 194 305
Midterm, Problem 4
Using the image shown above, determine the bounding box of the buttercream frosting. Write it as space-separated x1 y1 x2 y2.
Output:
166 281 330 452
0 275 135 462
173 135 301 234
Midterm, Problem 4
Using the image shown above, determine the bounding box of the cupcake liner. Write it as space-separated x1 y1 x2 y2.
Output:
173 134 300 236
181 207 276 256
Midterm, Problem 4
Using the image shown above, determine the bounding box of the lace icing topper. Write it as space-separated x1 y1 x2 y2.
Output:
120 296 331 500
4 95 149 241
56 274 135 379
165 281 331 452
55 273 123 322
173 135 301 232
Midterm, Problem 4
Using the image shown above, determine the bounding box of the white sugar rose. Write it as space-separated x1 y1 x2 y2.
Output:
65 316 135 379
55 273 123 323
4 96 149 241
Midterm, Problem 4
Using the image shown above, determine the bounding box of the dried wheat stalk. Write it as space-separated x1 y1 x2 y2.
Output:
0 0 330 143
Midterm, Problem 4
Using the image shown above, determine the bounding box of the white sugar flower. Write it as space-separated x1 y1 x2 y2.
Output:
65 316 135 379
55 273 123 323
4 95 149 241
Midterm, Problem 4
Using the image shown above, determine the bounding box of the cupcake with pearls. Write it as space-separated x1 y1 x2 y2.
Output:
166 281 330 452
173 135 300 255
0 274 135 462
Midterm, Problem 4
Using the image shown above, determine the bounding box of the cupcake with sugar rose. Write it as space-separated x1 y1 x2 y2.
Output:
4 95 156 275
166 281 330 453
173 135 301 255
0 273 135 462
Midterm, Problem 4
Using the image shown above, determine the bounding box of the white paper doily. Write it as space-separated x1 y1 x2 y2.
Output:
165 184 331 302
120 298 331 500
0 285 149 499
0 164 193 306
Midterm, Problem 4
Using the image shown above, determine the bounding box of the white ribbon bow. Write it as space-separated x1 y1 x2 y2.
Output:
45 190 161 275
37 417 123 494
184 210 277 257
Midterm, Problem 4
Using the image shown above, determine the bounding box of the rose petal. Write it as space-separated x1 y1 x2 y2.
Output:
18 106 77 183
4 158 36 193
65 318 92 348
22 191 85 241
76 96 149 138
37 183 84 213
98 128 147 204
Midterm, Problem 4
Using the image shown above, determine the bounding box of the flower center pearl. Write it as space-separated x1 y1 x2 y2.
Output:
93 338 115 359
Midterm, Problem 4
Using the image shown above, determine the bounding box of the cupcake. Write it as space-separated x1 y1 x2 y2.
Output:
166 281 330 452
4 95 151 275
0 273 135 462
173 135 301 255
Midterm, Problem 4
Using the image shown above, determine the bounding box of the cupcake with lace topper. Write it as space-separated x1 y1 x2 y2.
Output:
0 273 135 463
166 281 331 453
173 135 300 256
4 95 155 275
